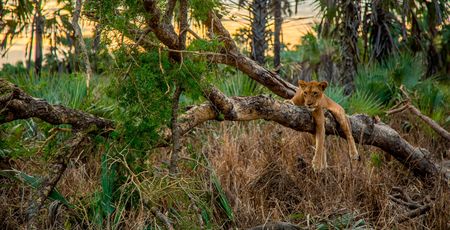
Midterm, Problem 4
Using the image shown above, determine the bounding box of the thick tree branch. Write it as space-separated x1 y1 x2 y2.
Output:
140 2 296 99
0 79 113 132
205 12 297 99
177 94 449 181
163 0 177 24
169 85 183 174
143 0 179 50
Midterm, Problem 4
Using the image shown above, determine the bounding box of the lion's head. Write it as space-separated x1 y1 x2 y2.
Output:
298 80 328 111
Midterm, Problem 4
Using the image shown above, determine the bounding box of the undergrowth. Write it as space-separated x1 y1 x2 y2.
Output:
0 52 449 229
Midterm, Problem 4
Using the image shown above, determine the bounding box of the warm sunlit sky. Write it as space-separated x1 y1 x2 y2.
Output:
0 0 318 66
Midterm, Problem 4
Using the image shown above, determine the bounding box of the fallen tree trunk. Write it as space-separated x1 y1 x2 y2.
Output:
177 94 449 181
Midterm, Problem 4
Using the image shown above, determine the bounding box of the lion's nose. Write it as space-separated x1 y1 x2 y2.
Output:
306 102 313 106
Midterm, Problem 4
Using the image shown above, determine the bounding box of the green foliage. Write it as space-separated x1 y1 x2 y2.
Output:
0 169 72 207
3 72 89 109
0 120 37 158
89 152 117 228
355 53 448 122
107 49 213 151
189 0 221 22
188 38 224 53
348 90 385 116
355 53 424 105
370 152 383 168
211 172 234 222
413 78 449 123
219 73 263 97
316 213 367 230
325 84 349 110
296 32 339 65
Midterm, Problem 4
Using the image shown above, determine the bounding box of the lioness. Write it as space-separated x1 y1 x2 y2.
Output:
286 80 360 171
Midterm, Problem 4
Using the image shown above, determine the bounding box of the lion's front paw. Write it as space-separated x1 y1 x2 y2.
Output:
350 149 360 161
284 99 294 105
351 154 361 161
311 159 327 172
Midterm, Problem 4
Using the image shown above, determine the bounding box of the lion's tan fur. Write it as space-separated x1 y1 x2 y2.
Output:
287 80 359 171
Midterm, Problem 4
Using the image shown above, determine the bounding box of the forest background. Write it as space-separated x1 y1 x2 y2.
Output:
0 0 449 229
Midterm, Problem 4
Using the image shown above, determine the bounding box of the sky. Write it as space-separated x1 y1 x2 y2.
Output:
0 0 318 66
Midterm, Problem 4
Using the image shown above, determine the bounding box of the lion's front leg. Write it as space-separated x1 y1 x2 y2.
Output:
329 107 360 160
312 109 327 171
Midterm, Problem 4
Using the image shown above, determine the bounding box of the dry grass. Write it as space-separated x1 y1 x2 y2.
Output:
199 119 449 229
0 117 449 229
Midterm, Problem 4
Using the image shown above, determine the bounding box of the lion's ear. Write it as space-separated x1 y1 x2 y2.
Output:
319 81 328 91
298 80 307 88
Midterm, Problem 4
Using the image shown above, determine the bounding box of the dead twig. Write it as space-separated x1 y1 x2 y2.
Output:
395 204 432 223
387 85 450 141
248 221 301 230
150 207 174 230
389 186 433 224
36 128 71 155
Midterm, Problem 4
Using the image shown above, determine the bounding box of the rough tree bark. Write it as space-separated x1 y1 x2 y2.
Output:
251 0 268 64
339 0 360 94
273 0 282 72
34 0 43 77
0 79 113 131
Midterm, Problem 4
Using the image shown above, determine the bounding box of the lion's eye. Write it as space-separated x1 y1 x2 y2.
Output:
313 92 318 96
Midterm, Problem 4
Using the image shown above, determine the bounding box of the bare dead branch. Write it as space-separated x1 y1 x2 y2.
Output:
248 221 301 230
150 207 174 230
395 204 432 223
0 79 114 132
169 85 183 174
407 105 450 141
389 195 422 209
387 85 450 141
386 102 410 115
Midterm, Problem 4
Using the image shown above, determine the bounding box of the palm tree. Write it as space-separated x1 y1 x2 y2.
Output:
273 0 282 70
249 0 269 64
272 0 300 72
363 0 400 62
1 0 72 76
33 0 43 76
338 0 360 94
314 0 360 94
